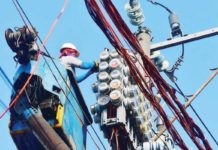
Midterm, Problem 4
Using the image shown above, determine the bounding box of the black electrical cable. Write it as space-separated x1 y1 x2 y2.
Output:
166 41 218 146
147 0 172 14
173 81 218 147
12 1 107 149
165 43 185 82
147 0 218 146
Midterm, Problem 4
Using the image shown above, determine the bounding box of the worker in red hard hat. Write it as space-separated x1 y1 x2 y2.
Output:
59 43 98 83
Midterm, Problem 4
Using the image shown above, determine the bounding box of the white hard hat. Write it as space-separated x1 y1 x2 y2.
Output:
60 43 77 52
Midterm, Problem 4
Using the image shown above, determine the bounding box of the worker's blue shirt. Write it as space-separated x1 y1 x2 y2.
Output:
72 61 95 83
60 56 95 83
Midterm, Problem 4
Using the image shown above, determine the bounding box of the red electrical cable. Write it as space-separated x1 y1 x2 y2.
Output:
85 0 212 149
85 1 187 149
0 0 68 119
100 1 212 149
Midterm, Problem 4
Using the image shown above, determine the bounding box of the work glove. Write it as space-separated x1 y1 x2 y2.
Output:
91 61 99 73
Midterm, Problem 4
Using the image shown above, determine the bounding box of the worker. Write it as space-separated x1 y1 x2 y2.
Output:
59 43 98 83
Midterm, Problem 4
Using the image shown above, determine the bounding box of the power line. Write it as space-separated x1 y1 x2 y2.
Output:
155 68 218 143
147 0 172 14
173 81 218 147
147 1 217 145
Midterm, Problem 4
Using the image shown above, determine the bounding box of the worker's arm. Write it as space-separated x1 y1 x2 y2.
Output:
60 56 95 69
76 69 94 83
79 61 95 69
76 62 99 83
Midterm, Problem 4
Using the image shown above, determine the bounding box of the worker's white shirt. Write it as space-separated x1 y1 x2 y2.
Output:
60 56 82 69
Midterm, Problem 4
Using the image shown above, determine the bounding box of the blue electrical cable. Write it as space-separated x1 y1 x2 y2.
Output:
0 66 13 90
0 98 10 117
0 67 12 117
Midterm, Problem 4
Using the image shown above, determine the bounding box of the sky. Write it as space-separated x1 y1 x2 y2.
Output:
0 0 218 149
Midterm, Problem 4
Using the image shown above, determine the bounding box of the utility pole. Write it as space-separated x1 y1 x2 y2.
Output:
125 1 174 149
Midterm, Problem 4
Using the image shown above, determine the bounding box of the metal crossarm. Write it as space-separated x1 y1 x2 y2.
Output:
151 27 218 52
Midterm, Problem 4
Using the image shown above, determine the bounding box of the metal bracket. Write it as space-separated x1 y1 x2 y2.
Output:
151 27 218 52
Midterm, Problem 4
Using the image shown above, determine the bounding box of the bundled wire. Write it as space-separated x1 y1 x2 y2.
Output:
85 0 212 149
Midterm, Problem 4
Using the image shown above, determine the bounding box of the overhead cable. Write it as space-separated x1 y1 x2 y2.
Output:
147 0 172 14
154 68 218 143
85 0 212 149
173 79 218 147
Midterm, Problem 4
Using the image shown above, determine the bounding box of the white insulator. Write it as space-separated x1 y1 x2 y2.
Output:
110 69 122 79
123 76 129 87
130 86 138 97
160 60 169 71
124 2 145 26
99 61 109 72
125 2 141 13
156 118 165 132
90 103 100 114
123 87 129 97
126 97 139 110
97 95 110 108
127 8 144 19
91 82 98 93
110 79 122 90
100 49 110 61
134 85 141 92
150 51 170 71
150 50 161 59
155 93 162 103
123 86 137 97
109 90 122 106
98 82 110 94
130 15 145 26
110 49 119 58
98 71 110 82
109 58 122 70
123 66 130 76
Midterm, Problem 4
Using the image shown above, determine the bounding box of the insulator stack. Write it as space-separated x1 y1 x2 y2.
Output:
125 0 145 26
150 50 169 71
169 12 182 37
91 48 157 149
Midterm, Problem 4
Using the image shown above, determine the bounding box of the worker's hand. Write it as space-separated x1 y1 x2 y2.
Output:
91 61 99 73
